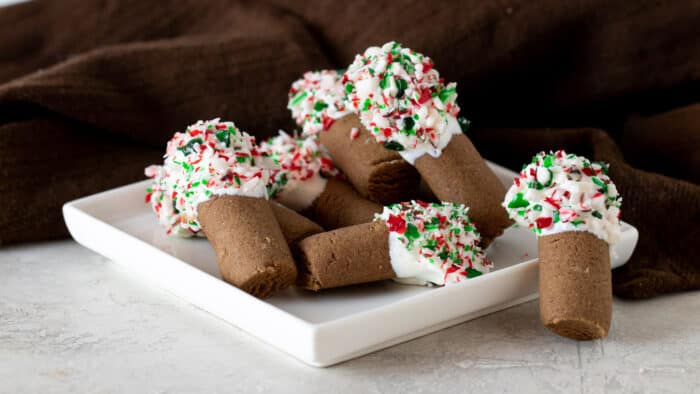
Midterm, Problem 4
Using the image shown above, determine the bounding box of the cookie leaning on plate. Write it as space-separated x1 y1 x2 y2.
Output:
504 150 623 340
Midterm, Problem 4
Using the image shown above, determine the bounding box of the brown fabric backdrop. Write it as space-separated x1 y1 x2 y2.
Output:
0 0 698 299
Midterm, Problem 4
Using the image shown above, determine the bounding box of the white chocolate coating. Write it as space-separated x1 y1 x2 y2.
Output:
503 150 622 244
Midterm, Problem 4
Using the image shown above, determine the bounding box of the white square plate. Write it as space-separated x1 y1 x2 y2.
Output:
63 162 638 367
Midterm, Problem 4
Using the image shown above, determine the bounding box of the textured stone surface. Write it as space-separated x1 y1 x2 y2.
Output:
1 240 698 393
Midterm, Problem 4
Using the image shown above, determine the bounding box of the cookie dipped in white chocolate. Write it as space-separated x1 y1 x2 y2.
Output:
343 41 463 164
375 201 493 286
261 131 340 211
145 118 268 236
504 151 622 340
502 150 622 244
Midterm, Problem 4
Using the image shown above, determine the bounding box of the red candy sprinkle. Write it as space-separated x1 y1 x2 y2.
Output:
386 214 407 234
322 114 335 131
544 197 560 210
535 217 553 229
418 88 432 104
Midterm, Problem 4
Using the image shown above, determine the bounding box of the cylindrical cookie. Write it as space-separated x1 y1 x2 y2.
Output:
269 201 324 246
268 201 324 272
199 195 297 298
302 177 381 230
144 118 298 299
298 221 395 291
538 231 612 340
298 201 492 291
286 70 420 205
319 114 420 204
414 133 511 246
503 150 623 340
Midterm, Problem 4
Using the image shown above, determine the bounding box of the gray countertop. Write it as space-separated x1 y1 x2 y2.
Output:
1 240 698 393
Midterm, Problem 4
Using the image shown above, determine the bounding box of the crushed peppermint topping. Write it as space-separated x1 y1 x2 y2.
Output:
343 41 462 162
287 70 352 137
260 131 340 200
145 118 268 237
376 201 492 285
503 150 623 244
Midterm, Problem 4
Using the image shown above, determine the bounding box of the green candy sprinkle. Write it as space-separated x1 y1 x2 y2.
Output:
379 73 390 89
595 161 609 174
384 141 405 151
396 78 408 98
216 130 230 146
592 176 608 193
289 91 308 107
403 116 415 131
313 101 328 111
543 155 553 168
466 268 483 278
508 192 530 209
177 138 203 156
437 86 456 102
405 223 420 240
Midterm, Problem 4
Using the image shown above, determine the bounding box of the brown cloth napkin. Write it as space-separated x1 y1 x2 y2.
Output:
0 0 698 299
